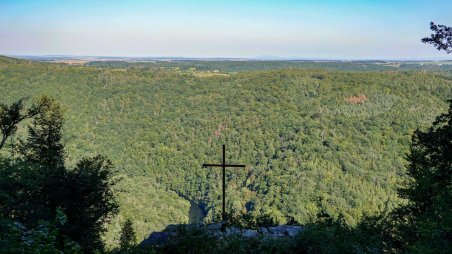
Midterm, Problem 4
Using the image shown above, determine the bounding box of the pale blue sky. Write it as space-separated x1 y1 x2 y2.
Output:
1 0 451 59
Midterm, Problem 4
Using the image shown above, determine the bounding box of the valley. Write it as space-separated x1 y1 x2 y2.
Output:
1 55 451 245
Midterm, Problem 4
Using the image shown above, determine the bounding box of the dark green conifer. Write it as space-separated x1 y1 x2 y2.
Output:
20 95 65 168
119 218 137 251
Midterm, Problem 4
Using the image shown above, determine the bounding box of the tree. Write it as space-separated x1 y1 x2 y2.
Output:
0 97 41 151
391 100 452 253
0 96 66 223
119 218 137 251
383 23 452 253
0 96 118 252
11 95 68 227
20 95 65 168
63 155 119 251
422 22 452 53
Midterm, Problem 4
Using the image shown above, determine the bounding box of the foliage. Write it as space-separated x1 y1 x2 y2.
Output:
85 59 452 73
119 218 137 252
0 97 41 150
1 21 450 252
1 55 452 247
63 155 119 251
0 156 118 252
226 211 288 228
0 94 118 252
293 215 387 254
19 95 65 168
387 100 452 253
422 22 452 54
117 97 450 254
0 209 82 254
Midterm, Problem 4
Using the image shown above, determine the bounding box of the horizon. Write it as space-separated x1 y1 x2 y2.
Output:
1 0 452 59
6 54 452 62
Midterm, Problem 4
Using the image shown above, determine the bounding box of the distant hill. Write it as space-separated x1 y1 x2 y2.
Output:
0 55 29 64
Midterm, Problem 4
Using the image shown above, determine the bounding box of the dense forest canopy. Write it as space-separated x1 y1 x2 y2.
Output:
85 59 452 73
1 55 451 246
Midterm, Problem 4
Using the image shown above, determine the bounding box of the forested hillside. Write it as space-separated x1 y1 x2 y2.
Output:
1 55 451 245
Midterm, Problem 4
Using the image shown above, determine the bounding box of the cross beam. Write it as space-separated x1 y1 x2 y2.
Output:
203 144 245 221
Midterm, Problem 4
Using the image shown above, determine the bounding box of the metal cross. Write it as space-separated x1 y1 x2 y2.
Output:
203 144 245 221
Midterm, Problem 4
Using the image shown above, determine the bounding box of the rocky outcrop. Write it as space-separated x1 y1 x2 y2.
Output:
140 223 304 247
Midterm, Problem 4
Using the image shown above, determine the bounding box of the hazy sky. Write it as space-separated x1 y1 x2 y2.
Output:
1 0 451 59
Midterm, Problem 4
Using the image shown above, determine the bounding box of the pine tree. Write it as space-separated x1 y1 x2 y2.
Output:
20 95 65 168
119 218 137 251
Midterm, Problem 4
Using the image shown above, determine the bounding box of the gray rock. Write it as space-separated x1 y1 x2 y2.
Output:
225 226 241 235
285 226 303 237
242 229 258 238
268 225 286 235
141 223 304 247
258 227 269 234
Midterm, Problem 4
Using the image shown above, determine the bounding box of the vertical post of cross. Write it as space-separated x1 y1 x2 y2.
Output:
202 144 246 222
222 144 226 220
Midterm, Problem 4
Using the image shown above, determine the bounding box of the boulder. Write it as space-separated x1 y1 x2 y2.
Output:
268 225 286 235
285 226 303 237
225 226 241 236
258 227 269 234
242 229 258 238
